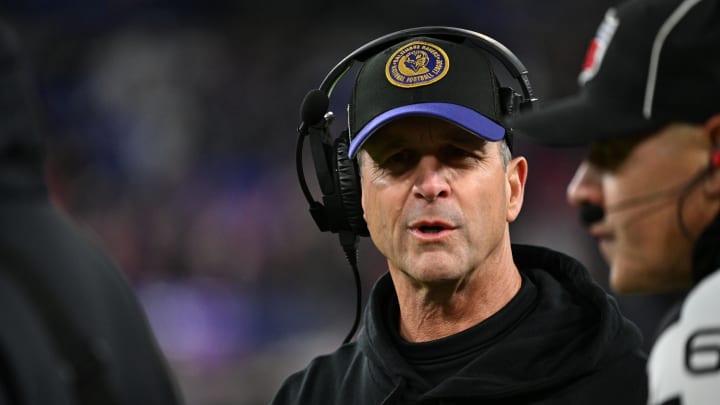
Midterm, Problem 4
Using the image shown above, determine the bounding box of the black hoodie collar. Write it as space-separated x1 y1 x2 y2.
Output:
356 244 644 402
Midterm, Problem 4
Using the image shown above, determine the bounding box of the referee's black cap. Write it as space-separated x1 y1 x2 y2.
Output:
507 0 720 146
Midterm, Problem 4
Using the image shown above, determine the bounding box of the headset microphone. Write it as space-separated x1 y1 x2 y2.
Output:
577 154 720 228
579 203 605 226
300 89 329 130
578 180 698 227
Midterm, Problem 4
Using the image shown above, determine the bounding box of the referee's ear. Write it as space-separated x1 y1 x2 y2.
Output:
706 114 720 146
704 114 720 198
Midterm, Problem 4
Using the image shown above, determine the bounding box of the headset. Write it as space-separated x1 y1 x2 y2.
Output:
295 26 538 344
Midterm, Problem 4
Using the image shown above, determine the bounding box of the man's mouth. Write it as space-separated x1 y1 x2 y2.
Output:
418 225 446 233
410 220 455 238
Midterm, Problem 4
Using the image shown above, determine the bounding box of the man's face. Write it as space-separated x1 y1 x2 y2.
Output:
567 124 713 293
357 116 526 286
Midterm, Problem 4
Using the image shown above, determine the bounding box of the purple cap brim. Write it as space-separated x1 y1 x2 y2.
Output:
348 102 506 158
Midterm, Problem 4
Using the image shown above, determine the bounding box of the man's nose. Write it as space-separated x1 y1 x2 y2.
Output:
413 156 451 202
567 160 604 208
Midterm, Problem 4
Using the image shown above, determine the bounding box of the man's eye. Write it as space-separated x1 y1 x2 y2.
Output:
441 145 477 163
376 150 418 174
588 134 647 171
445 146 471 158
385 150 417 165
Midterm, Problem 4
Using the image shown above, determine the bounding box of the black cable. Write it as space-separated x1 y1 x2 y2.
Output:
677 165 715 241
297 120 363 345
580 165 712 231
296 128 315 206
339 231 361 344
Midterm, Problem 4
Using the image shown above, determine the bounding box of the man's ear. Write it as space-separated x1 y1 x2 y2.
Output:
506 156 528 222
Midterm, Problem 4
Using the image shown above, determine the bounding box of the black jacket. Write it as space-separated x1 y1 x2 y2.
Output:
0 21 182 405
271 244 647 404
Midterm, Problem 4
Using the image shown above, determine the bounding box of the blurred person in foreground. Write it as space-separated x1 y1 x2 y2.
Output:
0 20 182 405
271 27 647 404
509 0 720 403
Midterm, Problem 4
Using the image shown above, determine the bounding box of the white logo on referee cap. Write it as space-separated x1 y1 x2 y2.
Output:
578 9 620 86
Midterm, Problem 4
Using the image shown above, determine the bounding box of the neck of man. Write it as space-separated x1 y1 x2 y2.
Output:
391 242 522 343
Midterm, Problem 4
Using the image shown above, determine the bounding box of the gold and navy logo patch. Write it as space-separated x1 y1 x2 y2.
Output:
385 41 450 88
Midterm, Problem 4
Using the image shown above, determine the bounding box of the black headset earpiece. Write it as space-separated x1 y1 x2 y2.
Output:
296 93 369 237
334 133 369 237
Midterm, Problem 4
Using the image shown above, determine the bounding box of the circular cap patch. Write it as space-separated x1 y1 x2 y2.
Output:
385 40 450 88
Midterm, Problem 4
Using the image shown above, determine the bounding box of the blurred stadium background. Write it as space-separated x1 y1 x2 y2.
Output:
2 0 684 403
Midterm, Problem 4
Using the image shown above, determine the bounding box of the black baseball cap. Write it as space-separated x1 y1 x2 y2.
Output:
347 36 508 158
507 0 720 146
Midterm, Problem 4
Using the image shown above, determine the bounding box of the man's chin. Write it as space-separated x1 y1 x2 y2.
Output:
403 258 465 285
